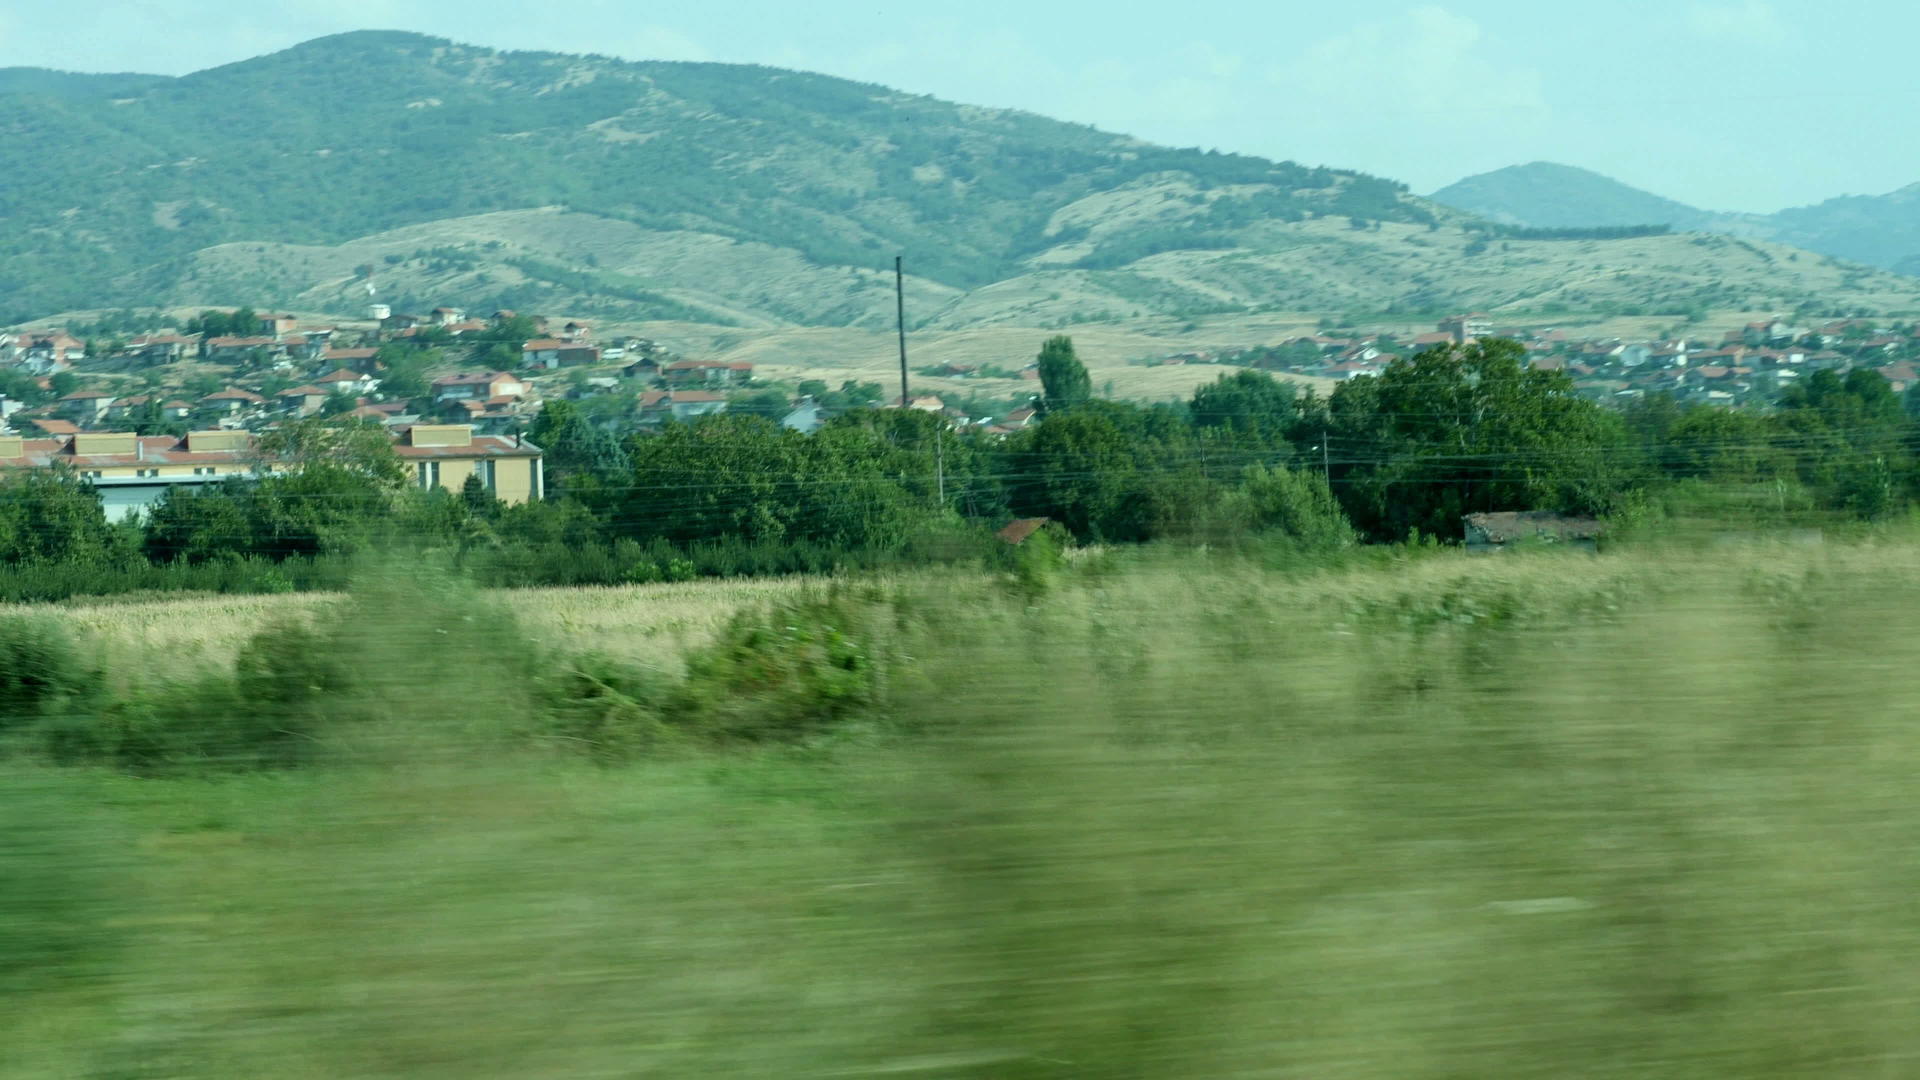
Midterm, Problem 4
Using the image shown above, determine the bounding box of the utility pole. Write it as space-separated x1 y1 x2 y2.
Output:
895 255 909 409
1322 431 1331 487
936 426 946 506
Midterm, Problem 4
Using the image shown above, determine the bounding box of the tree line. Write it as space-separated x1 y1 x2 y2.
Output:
0 336 1914 600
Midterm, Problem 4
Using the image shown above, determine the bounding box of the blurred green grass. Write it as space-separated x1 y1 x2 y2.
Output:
10 541 1920 1077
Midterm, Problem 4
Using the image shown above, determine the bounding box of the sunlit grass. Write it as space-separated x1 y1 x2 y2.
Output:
11 540 1920 1075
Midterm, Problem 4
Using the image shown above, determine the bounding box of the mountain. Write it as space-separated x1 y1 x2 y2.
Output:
1430 162 1920 278
1767 184 1920 275
0 30 1431 324
4 33 1919 328
1427 162 1724 232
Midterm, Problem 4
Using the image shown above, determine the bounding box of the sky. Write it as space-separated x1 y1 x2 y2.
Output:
6 0 1916 213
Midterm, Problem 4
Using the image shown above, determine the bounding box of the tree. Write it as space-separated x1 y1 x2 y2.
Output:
373 344 431 401
47 372 79 398
1000 401 1195 541
483 315 540 346
1204 465 1355 549
527 400 629 502
0 469 121 565
1189 370 1309 442
1327 339 1634 541
1036 335 1091 413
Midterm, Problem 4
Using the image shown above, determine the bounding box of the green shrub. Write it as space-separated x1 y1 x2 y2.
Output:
667 593 890 743
0 616 97 734
538 654 680 760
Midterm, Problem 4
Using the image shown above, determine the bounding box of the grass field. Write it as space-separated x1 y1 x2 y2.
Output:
9 539 1920 1076
14 575 830 685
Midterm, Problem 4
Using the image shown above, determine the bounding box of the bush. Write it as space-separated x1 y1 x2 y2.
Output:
0 616 97 734
666 593 893 744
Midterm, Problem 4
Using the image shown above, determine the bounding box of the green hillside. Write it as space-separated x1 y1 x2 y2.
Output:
0 30 1428 320
1427 162 1721 231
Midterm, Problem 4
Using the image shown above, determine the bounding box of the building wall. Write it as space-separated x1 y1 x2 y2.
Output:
411 455 539 504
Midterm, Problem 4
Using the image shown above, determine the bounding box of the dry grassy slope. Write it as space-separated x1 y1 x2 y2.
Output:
138 204 1920 335
625 320 1337 404
140 208 963 330
920 218 1920 328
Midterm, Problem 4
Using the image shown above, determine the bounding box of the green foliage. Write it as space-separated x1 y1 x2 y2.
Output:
1327 338 1634 540
0 617 97 734
1202 465 1357 550
0 470 125 566
0 32 1436 317
1036 334 1091 413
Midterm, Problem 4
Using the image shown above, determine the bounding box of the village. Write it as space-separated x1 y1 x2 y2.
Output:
1183 312 1920 403
0 302 1061 450
5 304 1919 481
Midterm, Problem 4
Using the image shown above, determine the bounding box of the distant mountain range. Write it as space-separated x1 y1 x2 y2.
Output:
2 34 1918 328
1429 163 1920 277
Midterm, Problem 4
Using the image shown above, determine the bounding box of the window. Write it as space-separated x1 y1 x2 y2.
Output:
194 467 216 476
82 470 102 479
136 468 159 478
481 459 497 491
416 461 440 490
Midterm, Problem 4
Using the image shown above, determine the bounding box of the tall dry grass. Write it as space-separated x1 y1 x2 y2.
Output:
10 541 1920 1076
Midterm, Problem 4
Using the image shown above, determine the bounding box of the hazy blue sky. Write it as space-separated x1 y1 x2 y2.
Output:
8 0 1915 212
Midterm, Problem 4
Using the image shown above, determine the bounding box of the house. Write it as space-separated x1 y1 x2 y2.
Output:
106 395 152 421
204 336 286 362
433 371 528 402
392 425 545 502
996 518 1051 545
314 368 380 395
638 389 730 422
429 306 466 326
127 333 196 365
888 394 946 412
1438 313 1492 343
660 359 754 386
561 321 592 342
255 313 299 337
161 400 193 420
295 329 335 360
58 389 117 425
1324 360 1383 379
1464 511 1605 553
199 388 268 414
278 385 330 417
13 331 84 373
322 347 380 371
522 339 603 368
0 430 256 520
381 312 424 332
0 425 545 521
22 418 80 437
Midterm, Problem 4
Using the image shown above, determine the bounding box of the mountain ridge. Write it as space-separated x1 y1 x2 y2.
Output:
4 32 1919 326
1429 162 1920 276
